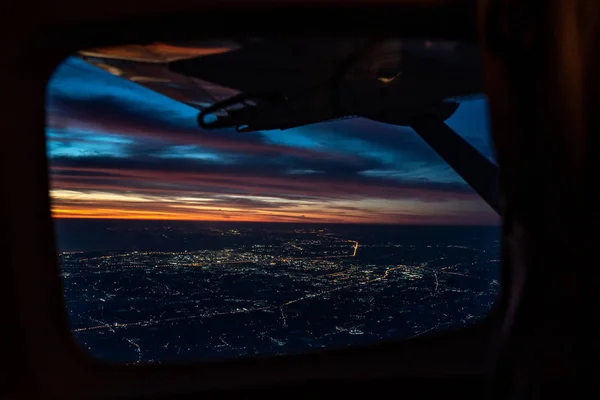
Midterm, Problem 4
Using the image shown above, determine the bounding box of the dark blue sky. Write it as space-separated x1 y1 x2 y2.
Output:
46 55 498 224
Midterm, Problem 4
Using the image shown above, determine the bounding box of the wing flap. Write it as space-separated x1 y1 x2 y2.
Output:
79 55 240 110
79 41 242 63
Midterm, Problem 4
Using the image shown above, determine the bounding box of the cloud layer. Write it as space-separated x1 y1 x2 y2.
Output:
45 56 498 225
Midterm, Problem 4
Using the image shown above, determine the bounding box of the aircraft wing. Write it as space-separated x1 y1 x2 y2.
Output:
168 38 371 94
78 41 244 110
77 38 370 113
77 38 480 122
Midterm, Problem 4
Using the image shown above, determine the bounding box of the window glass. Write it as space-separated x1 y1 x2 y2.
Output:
47 38 500 363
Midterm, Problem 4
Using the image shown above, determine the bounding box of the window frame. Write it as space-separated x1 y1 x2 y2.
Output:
4 1 506 398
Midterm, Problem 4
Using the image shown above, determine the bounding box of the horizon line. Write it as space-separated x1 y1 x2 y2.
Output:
52 216 500 227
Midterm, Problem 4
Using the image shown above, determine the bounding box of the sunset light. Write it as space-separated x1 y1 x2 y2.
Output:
46 50 497 225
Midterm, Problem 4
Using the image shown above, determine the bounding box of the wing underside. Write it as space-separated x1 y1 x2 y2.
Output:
77 38 376 112
78 41 244 111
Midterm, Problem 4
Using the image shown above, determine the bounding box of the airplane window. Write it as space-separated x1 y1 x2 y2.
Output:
46 38 500 364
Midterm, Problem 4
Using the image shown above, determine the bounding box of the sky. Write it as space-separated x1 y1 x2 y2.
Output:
45 54 499 225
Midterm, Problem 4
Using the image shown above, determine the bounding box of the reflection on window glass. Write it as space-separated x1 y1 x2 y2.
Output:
445 96 496 164
47 38 500 364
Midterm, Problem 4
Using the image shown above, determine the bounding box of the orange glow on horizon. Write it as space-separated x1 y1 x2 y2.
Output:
51 207 372 223
49 188 499 225
52 208 294 222
51 207 497 225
